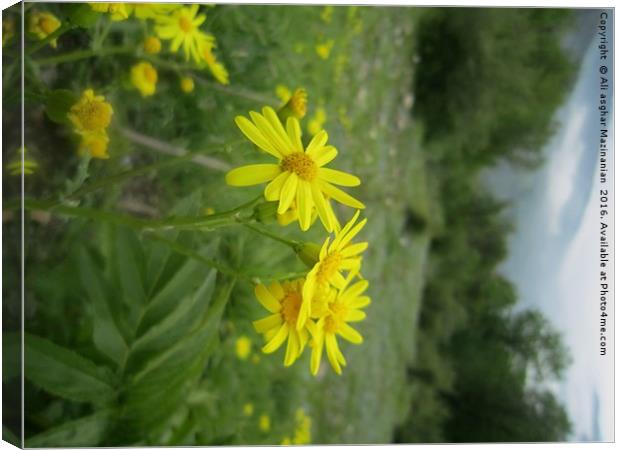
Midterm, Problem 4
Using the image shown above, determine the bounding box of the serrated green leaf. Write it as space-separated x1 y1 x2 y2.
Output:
24 333 116 405
45 89 77 125
25 410 111 448
78 249 128 365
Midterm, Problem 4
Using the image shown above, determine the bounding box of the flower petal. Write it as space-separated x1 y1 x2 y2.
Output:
345 309 366 322
255 284 281 313
318 168 361 187
338 322 363 344
320 181 365 209
262 323 288 353
310 182 334 232
311 329 324 376
286 117 304 153
325 334 343 374
226 164 281 186
340 242 369 258
297 181 313 231
278 172 298 214
284 328 299 366
264 171 289 201
253 314 282 334
313 146 338 167
235 116 282 159
338 219 367 251
305 130 328 156
263 107 293 155
250 110 291 157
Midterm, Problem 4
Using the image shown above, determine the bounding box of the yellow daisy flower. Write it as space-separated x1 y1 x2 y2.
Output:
299 210 368 328
180 76 195 93
252 279 311 367
28 11 61 48
155 4 209 63
200 39 229 85
89 3 132 21
259 414 271 432
67 89 113 133
130 61 158 97
309 277 371 375
278 88 308 121
315 39 334 60
226 107 364 232
143 36 162 54
79 131 110 159
235 335 252 360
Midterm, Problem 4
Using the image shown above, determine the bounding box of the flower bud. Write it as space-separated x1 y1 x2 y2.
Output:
254 201 279 224
296 242 321 268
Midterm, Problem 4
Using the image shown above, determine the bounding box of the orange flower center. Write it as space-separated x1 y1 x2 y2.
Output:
74 100 111 131
179 16 193 32
324 302 346 333
281 152 317 181
281 291 302 325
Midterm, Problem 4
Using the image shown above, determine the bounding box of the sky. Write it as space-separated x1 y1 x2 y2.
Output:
484 10 614 442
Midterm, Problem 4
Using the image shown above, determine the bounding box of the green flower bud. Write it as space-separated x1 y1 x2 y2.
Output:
254 201 279 224
296 242 321 268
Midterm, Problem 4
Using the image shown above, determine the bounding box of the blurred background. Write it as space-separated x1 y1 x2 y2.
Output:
2 3 614 446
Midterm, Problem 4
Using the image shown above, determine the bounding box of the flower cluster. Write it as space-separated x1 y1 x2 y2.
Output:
226 93 371 375
27 10 61 48
67 89 114 159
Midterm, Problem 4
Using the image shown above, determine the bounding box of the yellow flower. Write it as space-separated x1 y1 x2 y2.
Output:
309 277 370 375
235 335 252 360
67 89 113 133
299 211 368 328
180 76 195 93
292 408 312 444
7 147 38 176
243 403 254 417
143 36 162 54
259 414 271 432
79 131 110 159
253 279 313 367
28 11 61 48
89 3 132 21
3 16 15 47
278 88 308 121
307 107 327 136
315 39 334 60
277 200 318 228
200 39 229 85
133 3 178 20
130 61 158 97
320 6 333 23
281 437 292 445
275 85 292 102
226 107 363 232
155 4 210 63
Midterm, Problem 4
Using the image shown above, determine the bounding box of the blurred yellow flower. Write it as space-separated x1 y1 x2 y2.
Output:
226 107 363 232
7 147 38 176
180 76 195 93
281 437 292 445
28 11 61 48
155 4 210 63
259 414 271 432
243 403 254 417
320 5 333 23
278 88 308 121
143 36 162 54
200 39 229 85
89 3 132 21
309 276 370 375
235 335 252 360
292 408 312 444
130 61 158 97
275 85 292 102
252 279 311 367
79 131 110 159
299 210 368 329
307 107 327 136
133 3 178 20
315 39 334 60
68 89 113 133
3 16 15 47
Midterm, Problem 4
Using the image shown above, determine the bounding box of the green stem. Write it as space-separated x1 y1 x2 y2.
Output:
33 45 134 66
243 222 300 249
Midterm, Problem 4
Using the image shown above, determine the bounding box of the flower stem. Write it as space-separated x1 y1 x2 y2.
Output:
242 222 301 249
33 45 134 66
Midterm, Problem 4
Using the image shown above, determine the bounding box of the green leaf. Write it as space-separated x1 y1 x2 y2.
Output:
25 410 111 448
45 89 77 125
3 332 20 382
124 269 217 374
78 249 128 365
113 226 147 308
24 333 116 405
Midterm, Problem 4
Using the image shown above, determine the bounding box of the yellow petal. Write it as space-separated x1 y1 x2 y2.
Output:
264 171 290 201
305 130 328 156
253 314 282 334
262 323 288 353
310 182 334 232
235 116 281 159
312 145 338 167
320 181 365 209
268 280 285 299
340 242 368 258
297 181 313 231
318 168 361 187
349 295 371 309
278 173 298 214
286 117 304 153
255 284 281 313
284 329 299 366
325 334 342 374
345 309 366 322
226 164 281 186
250 110 291 157
338 322 363 344
338 219 367 250
310 330 324 376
